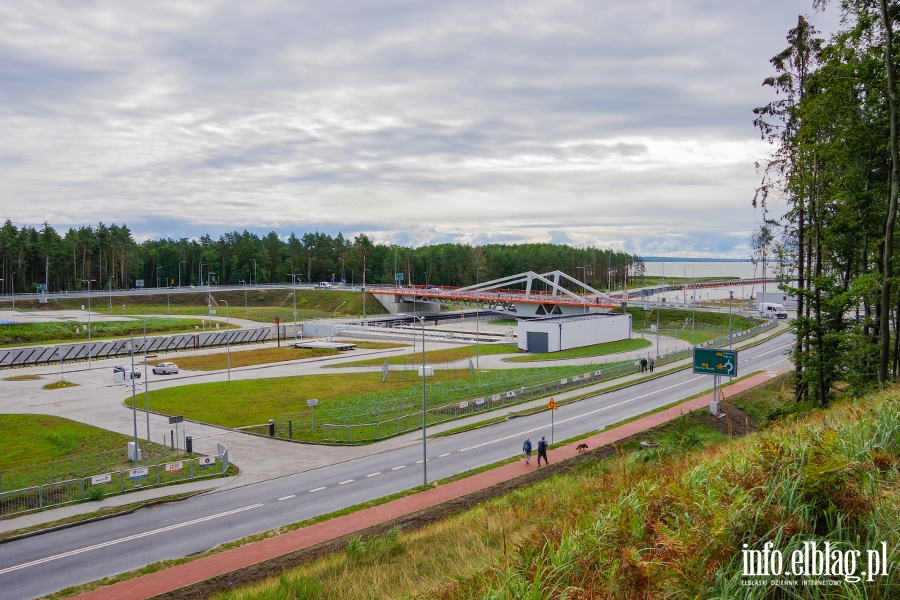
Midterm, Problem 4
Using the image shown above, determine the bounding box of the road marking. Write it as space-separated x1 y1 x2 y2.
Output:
459 376 706 452
391 465 406 470
366 472 381 477
415 459 428 463
339 479 354 485
0 504 263 576
439 453 451 457
310 487 326 492
278 495 296 501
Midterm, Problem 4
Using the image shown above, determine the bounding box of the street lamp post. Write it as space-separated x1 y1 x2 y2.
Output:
340 258 345 284
199 262 206 288
363 254 368 318
729 290 734 349
415 315 428 490
289 272 299 339
178 260 186 289
10 272 14 311
251 259 257 286
222 300 231 381
475 267 483 368
156 267 162 290
82 279 95 367
142 317 152 443
130 334 139 466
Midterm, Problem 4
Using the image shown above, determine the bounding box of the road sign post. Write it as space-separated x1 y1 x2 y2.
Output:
308 398 319 440
547 398 558 443
168 415 184 455
693 349 737 415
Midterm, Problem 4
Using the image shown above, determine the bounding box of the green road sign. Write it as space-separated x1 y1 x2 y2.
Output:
36 284 46 291
693 348 738 377
395 273 404 281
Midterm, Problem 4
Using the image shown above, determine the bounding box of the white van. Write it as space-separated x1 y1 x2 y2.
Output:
759 302 788 319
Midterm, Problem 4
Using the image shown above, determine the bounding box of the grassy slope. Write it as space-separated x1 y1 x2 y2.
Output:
215 385 900 600
4 289 388 322
153 342 407 371
504 338 651 362
0 318 220 347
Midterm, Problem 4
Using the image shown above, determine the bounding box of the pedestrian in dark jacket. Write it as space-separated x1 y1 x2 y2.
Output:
640 358 647 372
537 436 549 466
522 437 532 464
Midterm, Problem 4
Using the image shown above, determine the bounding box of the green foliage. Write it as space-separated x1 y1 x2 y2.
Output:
84 486 104 502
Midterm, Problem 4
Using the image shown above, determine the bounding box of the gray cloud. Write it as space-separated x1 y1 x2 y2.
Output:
0 1 838 256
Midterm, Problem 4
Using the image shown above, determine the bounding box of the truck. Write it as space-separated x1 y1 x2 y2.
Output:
759 302 788 319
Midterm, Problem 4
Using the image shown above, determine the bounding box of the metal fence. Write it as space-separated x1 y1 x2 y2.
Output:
0 444 229 517
311 318 779 442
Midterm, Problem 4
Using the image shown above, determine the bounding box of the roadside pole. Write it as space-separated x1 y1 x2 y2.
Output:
548 398 558 443
308 398 318 441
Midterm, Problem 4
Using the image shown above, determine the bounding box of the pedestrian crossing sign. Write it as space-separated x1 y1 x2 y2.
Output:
547 398 558 410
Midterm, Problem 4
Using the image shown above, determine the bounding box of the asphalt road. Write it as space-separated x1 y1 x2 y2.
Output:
0 333 793 599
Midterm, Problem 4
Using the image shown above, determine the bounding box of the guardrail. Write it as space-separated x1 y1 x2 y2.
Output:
314 318 779 443
0 444 229 517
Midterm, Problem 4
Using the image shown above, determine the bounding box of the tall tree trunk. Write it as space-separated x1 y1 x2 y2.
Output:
880 0 900 383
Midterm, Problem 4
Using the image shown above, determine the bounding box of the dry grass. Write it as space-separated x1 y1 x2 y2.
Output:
2 374 43 381
150 347 341 371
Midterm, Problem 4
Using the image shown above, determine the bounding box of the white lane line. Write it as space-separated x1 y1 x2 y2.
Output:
366 472 381 477
459 376 705 452
310 487 326 492
278 495 296 501
0 503 263 576
391 465 406 470
439 453 451 457
339 479 354 485
415 459 428 464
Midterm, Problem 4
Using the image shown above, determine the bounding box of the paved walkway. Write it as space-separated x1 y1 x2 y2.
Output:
76 369 783 600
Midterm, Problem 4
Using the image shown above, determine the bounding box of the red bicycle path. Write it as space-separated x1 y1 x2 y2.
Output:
78 369 782 600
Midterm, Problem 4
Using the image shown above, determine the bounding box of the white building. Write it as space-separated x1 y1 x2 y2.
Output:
517 313 632 353
757 291 797 310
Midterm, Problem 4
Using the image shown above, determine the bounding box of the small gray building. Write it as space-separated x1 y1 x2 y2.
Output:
517 313 632 354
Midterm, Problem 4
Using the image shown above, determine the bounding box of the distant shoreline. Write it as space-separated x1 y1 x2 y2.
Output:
641 257 773 263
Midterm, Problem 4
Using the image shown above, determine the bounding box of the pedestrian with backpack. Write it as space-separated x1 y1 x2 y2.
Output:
522 437 532 464
537 436 549 466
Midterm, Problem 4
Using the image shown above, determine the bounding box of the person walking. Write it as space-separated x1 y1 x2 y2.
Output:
649 357 655 372
522 437 533 464
640 358 647 372
537 435 549 466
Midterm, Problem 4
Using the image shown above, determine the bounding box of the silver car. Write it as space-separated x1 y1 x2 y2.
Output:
152 362 179 375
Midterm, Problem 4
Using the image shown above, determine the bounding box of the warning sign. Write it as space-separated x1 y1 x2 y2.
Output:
547 398 558 410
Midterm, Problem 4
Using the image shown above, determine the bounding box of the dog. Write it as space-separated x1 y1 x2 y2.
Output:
576 443 589 453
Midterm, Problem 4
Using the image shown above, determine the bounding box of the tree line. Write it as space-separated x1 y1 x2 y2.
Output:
0 220 642 295
755 1 900 403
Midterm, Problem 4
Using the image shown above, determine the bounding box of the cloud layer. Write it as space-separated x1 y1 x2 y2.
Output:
0 1 836 256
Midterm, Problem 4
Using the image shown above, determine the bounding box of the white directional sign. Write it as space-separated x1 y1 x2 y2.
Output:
91 473 112 485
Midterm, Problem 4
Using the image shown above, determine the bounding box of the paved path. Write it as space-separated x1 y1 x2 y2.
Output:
75 370 782 600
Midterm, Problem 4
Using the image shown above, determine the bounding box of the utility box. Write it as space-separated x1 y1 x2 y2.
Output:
127 442 142 462
185 436 193 454
418 366 434 376
518 314 631 353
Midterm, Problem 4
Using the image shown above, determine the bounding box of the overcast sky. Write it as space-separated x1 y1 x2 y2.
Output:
0 1 838 257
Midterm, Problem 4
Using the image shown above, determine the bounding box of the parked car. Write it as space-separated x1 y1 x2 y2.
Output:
152 362 179 375
113 365 141 379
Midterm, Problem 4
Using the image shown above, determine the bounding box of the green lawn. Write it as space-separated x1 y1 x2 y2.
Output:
327 343 519 368
0 317 226 348
0 415 188 490
488 320 518 325
503 338 651 362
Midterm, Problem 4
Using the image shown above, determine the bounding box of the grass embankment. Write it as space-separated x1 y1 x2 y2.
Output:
3 289 388 321
328 343 518 368
0 318 218 348
214 380 900 600
618 306 754 345
0 415 185 490
504 338 651 362
152 342 406 371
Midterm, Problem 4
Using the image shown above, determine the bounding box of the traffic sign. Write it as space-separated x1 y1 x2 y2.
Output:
547 398 558 410
168 415 184 424
307 398 319 407
395 273 404 281
693 348 738 377
36 284 46 292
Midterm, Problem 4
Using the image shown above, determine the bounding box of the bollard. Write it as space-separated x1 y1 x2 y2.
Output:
268 419 275 436
288 420 293 439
